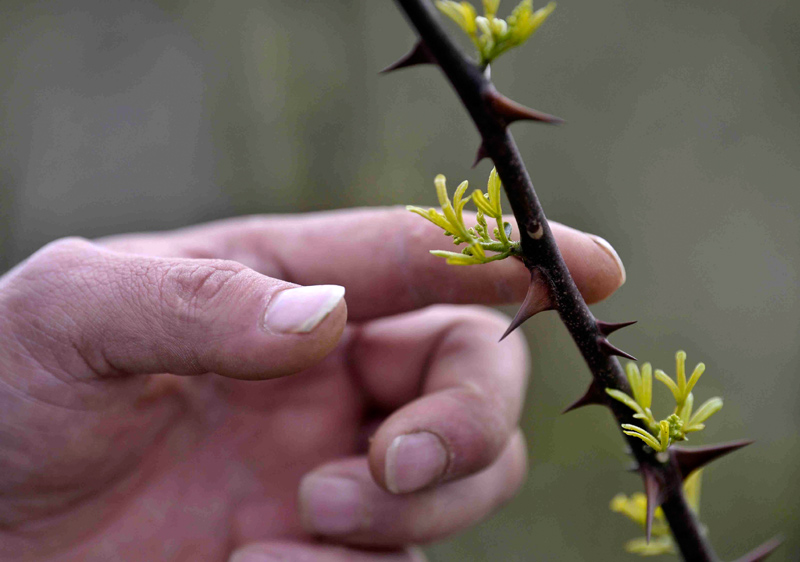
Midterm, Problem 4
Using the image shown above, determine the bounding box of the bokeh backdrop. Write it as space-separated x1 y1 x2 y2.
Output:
1 0 798 560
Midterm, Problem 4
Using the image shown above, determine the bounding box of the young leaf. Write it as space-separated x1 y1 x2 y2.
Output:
655 369 681 402
606 388 646 418
622 424 662 451
687 398 723 429
685 362 706 397
436 1 478 37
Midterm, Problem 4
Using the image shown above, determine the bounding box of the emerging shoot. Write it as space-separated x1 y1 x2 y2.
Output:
407 168 521 265
436 0 557 66
607 352 723 453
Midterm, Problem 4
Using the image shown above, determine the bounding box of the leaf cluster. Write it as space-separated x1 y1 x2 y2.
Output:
436 0 556 66
607 352 723 453
407 168 521 265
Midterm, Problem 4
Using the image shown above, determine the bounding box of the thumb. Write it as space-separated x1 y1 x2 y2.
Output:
1 238 347 380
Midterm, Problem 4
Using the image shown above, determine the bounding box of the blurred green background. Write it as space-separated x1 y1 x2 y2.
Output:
1 0 798 560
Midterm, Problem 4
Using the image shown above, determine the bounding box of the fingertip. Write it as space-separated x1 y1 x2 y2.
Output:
263 284 346 335
384 431 449 494
225 294 348 381
586 233 626 287
367 390 509 494
270 287 349 367
299 472 367 536
269 295 349 378
584 232 626 303
551 223 626 303
196 280 348 381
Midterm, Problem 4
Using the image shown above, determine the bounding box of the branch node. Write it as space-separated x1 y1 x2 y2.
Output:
525 219 544 240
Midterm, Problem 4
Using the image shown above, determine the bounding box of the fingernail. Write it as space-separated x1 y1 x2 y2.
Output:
587 234 626 286
385 432 448 494
299 475 365 535
263 285 345 334
229 549 282 562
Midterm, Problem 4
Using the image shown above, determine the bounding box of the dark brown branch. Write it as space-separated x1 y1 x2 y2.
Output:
390 1 721 560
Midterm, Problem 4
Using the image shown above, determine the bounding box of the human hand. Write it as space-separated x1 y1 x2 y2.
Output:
0 208 625 561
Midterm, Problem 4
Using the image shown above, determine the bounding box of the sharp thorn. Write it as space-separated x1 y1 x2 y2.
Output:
733 536 784 562
671 440 754 480
597 337 637 361
641 468 664 544
499 270 552 341
380 41 435 73
562 380 606 414
471 143 489 168
486 90 564 126
596 320 637 337
499 282 543 340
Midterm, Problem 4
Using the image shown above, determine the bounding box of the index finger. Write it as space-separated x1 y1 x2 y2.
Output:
100 207 625 320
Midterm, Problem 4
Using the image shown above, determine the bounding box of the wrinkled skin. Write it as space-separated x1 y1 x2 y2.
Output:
0 209 625 561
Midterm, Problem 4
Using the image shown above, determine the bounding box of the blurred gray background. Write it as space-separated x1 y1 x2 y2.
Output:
1 0 798 560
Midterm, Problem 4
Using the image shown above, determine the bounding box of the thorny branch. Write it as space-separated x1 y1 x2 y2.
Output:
386 1 776 560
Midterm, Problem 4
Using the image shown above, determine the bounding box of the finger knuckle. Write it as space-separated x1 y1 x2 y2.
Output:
453 385 511 455
459 305 511 329
156 260 250 321
427 303 507 323
20 237 98 276
2 237 101 307
448 305 528 349
40 236 95 257
424 304 514 341
0 238 112 376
